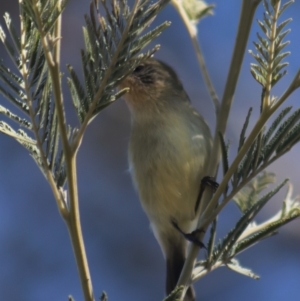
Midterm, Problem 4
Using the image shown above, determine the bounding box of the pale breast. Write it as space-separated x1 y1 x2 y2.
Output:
129 105 212 229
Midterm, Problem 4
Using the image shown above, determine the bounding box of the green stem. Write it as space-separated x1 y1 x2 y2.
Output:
177 0 262 298
19 8 66 216
32 1 95 300
66 156 95 301
171 0 220 114
177 2 300 298
209 0 263 173
200 67 300 230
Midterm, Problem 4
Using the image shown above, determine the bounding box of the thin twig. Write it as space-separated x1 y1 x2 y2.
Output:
177 1 262 299
32 1 95 300
192 261 224 282
171 0 220 114
0 126 36 144
200 72 300 230
72 0 141 153
19 7 66 215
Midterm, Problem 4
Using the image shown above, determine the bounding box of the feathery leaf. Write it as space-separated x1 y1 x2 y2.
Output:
227 259 260 280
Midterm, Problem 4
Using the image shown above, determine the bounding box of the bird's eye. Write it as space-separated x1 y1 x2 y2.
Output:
133 65 144 73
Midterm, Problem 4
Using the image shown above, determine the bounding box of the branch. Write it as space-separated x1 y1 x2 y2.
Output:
177 0 262 298
18 4 66 216
31 1 95 300
71 0 141 153
171 0 220 114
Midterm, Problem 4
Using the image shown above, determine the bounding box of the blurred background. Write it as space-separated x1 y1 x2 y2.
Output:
0 0 299 300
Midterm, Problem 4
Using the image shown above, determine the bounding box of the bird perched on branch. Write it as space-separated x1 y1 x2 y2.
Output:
120 58 212 301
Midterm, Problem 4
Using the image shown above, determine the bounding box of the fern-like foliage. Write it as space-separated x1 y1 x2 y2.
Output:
232 106 300 190
0 3 68 185
21 0 68 34
249 0 292 88
193 176 300 282
0 0 170 187
233 171 276 212
215 178 287 261
67 0 171 124
195 0 300 285
230 0 300 190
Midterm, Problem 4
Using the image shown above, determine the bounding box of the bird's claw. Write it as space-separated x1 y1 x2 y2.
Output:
195 176 219 213
171 220 206 249
201 176 219 193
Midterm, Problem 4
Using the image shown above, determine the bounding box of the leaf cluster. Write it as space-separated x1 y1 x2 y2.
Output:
0 0 170 188
21 0 68 34
193 174 300 282
193 0 300 285
222 0 300 199
249 0 293 88
232 106 300 191
0 4 68 186
215 104 300 278
67 0 171 123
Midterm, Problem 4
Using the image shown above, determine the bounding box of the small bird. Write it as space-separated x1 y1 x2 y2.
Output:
120 58 212 301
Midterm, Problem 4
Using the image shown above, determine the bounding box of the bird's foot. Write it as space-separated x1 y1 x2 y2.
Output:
201 176 219 192
194 176 219 213
171 220 206 249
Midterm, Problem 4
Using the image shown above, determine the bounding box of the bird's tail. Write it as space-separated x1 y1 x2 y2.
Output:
166 246 195 301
